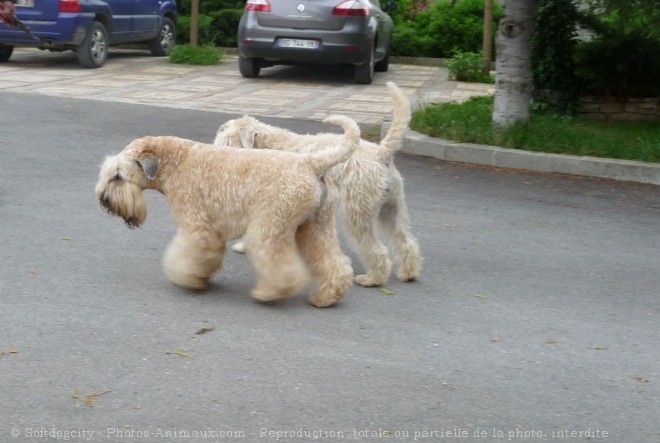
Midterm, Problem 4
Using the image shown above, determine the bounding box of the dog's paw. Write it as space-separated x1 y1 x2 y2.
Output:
232 241 247 254
397 270 420 282
355 274 386 287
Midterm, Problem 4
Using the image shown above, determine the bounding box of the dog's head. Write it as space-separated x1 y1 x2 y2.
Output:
213 116 264 149
94 138 161 229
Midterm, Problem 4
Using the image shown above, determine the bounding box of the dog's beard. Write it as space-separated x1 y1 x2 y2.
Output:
98 180 147 229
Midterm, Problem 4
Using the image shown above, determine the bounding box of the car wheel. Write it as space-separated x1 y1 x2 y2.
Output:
77 21 109 68
0 45 14 63
149 17 176 57
354 46 375 84
375 46 390 72
238 56 261 78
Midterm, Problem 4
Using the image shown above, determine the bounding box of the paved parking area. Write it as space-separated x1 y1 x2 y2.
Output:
0 48 494 125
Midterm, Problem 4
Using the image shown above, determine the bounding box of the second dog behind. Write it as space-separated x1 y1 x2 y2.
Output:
213 81 422 287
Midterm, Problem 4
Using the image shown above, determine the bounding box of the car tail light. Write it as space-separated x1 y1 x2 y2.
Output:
245 0 271 12
332 0 369 16
59 0 81 13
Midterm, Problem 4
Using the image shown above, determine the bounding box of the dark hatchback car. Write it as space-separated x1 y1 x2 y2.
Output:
237 0 397 84
0 0 177 68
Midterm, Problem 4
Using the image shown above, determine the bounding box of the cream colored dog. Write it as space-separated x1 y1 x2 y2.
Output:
95 116 360 307
213 82 422 287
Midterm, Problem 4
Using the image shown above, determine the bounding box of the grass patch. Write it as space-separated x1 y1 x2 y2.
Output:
411 96 660 163
169 45 224 65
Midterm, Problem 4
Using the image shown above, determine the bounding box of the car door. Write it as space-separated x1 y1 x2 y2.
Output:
108 0 133 37
131 0 160 34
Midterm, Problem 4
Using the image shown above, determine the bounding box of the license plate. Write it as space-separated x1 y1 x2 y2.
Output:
16 0 35 7
276 38 319 49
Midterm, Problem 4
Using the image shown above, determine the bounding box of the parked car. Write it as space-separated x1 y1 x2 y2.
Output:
0 0 178 68
237 0 397 84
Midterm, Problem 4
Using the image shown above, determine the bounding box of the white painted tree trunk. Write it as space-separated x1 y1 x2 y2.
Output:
492 0 539 127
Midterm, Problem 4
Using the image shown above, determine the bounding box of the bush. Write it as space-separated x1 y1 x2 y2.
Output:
176 14 217 46
445 51 494 83
169 44 224 65
176 8 242 48
391 0 502 58
574 32 660 98
532 0 579 113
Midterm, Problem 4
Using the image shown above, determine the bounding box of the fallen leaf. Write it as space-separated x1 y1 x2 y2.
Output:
61 236 71 241
592 345 608 350
546 339 558 345
83 390 111 407
633 375 650 383
71 390 80 399
491 336 502 343
170 349 192 358
28 269 39 275
8 348 17 354
379 287 395 296
195 327 215 335
474 293 488 301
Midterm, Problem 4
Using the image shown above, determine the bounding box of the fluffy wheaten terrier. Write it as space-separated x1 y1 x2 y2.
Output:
213 82 422 287
95 116 360 307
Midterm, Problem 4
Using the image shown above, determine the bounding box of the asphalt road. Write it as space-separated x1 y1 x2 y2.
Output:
1 93 659 442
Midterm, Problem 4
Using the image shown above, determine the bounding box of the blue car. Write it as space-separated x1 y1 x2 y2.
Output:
0 0 178 68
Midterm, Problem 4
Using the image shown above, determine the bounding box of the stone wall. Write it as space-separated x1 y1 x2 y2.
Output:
578 96 660 122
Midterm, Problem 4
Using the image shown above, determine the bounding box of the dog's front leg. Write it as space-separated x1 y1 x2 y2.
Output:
162 230 226 290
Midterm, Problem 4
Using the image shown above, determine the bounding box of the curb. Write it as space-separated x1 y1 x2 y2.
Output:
382 126 660 186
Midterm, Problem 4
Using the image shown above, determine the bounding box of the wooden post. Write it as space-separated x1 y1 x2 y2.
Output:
190 0 199 47
483 0 494 73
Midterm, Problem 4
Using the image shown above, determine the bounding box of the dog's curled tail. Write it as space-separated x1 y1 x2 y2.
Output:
307 115 360 175
377 81 412 163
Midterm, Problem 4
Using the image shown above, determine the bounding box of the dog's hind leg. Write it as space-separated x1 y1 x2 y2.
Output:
163 230 226 290
378 178 422 282
344 206 392 287
243 227 310 302
296 212 354 308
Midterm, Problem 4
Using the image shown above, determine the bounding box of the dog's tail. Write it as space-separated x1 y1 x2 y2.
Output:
377 81 412 163
306 115 360 175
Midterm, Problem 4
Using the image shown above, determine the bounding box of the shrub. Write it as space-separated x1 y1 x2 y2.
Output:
574 32 660 98
532 0 579 113
392 0 502 58
169 44 224 65
176 8 242 48
176 14 217 46
445 51 494 83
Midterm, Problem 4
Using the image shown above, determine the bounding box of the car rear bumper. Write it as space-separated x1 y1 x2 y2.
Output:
238 26 373 66
0 14 91 47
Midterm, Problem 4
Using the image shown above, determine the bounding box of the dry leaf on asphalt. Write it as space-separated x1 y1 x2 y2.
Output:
474 293 488 301
83 390 111 407
168 349 192 359
633 375 650 383
379 287 395 296
195 327 215 335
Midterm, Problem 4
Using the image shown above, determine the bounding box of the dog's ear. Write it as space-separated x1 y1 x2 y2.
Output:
137 155 160 180
238 127 257 149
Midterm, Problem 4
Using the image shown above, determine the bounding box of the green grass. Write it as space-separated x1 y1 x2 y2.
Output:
411 96 660 163
169 45 224 65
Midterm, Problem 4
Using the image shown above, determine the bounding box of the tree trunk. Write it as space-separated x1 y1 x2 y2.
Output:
483 0 494 74
492 0 539 127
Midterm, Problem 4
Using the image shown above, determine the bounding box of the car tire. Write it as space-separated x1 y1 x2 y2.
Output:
354 46 375 84
0 45 14 63
149 17 176 56
375 46 390 72
239 56 261 78
77 21 109 68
